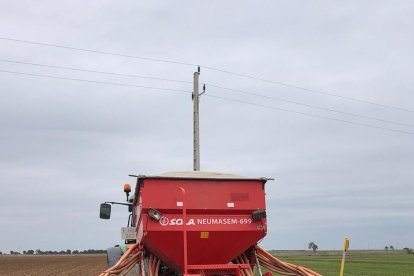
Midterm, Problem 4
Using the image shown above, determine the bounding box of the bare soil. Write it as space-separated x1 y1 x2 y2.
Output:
0 254 107 276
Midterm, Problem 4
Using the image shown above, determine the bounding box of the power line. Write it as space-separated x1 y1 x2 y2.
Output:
0 69 192 95
0 59 191 84
202 67 414 113
0 68 411 135
0 37 198 67
1 36 412 113
205 94 413 135
206 84 414 128
2 58 411 128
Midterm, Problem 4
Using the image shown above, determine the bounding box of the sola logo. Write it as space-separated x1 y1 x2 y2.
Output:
159 216 169 226
158 216 196 226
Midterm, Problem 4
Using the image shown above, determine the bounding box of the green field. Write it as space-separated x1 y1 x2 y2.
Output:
267 251 414 276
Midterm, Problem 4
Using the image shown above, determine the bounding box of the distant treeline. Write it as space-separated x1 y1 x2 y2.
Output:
1 249 106 255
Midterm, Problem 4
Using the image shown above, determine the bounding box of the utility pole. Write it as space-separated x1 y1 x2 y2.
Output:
193 67 200 171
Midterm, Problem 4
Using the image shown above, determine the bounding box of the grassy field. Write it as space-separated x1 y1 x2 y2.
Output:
270 250 414 276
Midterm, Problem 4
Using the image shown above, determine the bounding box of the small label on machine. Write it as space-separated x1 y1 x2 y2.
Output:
121 227 136 240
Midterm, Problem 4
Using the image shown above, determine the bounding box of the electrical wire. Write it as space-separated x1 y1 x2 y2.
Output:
205 94 414 135
0 58 191 84
206 83 414 128
0 69 192 95
202 66 414 113
1 58 412 129
1 36 412 113
0 36 197 67
1 69 412 134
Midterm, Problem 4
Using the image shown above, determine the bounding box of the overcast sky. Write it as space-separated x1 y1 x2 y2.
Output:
0 1 413 253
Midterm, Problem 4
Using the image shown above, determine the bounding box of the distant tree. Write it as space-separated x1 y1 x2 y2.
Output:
6 248 106 255
390 245 394 251
76 249 106 254
385 246 389 252
403 248 412 254
308 242 318 253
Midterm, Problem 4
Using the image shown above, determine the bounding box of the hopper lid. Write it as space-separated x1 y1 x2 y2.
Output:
129 171 273 181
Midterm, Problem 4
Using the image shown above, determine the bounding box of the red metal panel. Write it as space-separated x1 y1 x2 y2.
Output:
140 178 265 211
135 177 268 273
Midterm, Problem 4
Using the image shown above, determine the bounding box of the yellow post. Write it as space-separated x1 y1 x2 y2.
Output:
339 237 350 276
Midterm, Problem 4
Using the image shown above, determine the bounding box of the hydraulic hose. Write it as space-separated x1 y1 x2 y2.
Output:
98 244 320 276
256 246 321 276
99 244 141 276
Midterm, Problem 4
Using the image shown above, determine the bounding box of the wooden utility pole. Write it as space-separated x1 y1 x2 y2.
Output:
193 67 200 171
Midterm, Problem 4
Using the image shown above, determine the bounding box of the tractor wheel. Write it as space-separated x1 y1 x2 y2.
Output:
106 246 122 267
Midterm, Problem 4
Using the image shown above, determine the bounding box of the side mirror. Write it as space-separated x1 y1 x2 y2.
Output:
100 203 112 219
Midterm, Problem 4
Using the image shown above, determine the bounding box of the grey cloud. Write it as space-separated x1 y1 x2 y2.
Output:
0 1 413 252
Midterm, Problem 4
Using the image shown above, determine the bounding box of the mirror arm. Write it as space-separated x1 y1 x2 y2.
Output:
104 201 133 207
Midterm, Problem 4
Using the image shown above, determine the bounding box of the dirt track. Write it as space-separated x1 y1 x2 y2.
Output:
0 254 107 276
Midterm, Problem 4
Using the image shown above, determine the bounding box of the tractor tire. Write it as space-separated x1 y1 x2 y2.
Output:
106 246 122 267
